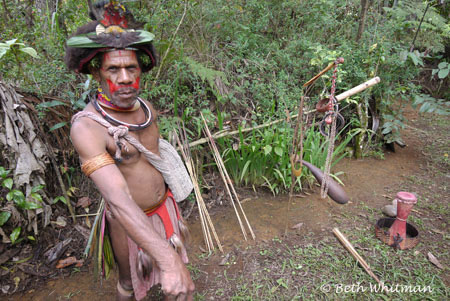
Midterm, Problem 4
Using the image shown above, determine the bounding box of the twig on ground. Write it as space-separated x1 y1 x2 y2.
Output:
332 228 383 288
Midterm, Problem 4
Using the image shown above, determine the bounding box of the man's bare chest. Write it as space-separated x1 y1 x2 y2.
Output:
105 125 160 163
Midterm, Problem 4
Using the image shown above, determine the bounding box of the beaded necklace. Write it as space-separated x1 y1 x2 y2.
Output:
91 91 153 131
96 88 141 112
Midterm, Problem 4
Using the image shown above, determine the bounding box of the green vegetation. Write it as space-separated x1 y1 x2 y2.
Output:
0 166 43 244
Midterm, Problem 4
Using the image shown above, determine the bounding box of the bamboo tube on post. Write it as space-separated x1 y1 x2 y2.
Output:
332 228 382 286
335 77 380 101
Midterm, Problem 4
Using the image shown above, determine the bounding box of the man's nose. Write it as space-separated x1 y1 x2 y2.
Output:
118 68 132 84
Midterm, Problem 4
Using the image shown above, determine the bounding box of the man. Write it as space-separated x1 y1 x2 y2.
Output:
65 2 194 300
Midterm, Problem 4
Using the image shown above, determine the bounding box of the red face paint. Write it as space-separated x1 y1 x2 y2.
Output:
107 77 140 94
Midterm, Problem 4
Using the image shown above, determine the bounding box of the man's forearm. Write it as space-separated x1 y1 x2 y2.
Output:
101 186 180 266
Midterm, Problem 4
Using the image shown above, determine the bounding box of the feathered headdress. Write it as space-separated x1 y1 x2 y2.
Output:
65 0 156 74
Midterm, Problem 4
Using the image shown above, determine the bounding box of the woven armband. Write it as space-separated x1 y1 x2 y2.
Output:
81 152 115 177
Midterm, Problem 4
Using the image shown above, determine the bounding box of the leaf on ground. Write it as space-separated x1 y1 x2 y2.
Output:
291 223 304 230
55 256 84 269
427 252 443 269
76 197 93 208
53 216 67 228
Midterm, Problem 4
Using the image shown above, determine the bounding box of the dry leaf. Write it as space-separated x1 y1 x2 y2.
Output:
427 252 443 269
431 229 445 235
56 256 84 269
76 197 93 208
53 216 67 228
291 223 304 230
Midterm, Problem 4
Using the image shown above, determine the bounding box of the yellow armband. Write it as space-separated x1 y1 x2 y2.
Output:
81 152 115 177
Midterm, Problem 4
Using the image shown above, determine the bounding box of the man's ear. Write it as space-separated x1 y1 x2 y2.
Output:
89 66 101 82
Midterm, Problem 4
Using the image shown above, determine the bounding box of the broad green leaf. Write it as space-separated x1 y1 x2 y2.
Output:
0 167 9 178
10 227 21 244
20 201 42 210
274 146 283 157
19 47 38 58
0 211 11 226
49 122 67 131
31 185 44 193
36 100 67 109
0 48 8 59
53 196 67 204
264 145 272 156
381 127 392 135
6 190 25 203
2 178 13 190
30 193 43 203
438 62 448 69
27 236 35 241
438 69 449 79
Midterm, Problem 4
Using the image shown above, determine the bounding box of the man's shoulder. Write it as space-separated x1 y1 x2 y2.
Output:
70 106 106 139
140 98 159 119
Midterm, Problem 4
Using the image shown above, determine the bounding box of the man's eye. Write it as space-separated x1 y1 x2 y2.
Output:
108 67 118 72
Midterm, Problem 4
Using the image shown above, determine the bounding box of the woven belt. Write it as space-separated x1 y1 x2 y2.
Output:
143 187 169 215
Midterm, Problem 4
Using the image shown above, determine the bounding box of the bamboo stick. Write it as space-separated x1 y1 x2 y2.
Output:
175 128 223 252
335 77 380 101
201 113 255 241
303 62 335 88
332 228 382 286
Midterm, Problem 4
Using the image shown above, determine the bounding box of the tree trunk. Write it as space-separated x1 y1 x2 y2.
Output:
356 0 370 42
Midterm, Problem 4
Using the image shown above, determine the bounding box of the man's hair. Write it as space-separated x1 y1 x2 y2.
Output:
65 21 157 74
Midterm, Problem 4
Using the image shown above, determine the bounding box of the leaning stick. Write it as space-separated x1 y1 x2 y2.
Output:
175 128 223 252
203 116 256 240
201 113 255 240
332 228 382 286
303 62 335 88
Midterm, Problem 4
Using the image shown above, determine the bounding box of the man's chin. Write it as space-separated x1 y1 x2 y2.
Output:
113 93 138 107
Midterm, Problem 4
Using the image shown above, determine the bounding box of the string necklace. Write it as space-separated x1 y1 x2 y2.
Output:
91 91 153 131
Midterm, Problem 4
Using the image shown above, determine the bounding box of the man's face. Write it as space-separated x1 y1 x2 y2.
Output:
94 50 142 108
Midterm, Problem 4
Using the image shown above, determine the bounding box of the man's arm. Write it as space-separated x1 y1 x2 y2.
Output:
70 120 194 298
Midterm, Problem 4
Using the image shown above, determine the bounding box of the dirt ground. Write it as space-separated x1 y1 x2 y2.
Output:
4 108 449 300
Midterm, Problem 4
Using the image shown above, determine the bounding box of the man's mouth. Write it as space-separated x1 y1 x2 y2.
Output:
117 89 137 97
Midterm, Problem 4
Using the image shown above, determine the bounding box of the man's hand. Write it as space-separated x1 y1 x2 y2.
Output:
159 255 195 300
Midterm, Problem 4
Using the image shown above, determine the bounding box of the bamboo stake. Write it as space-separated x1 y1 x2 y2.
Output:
175 127 223 252
202 118 256 240
201 113 255 240
332 228 382 286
